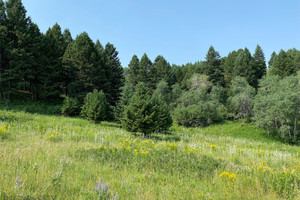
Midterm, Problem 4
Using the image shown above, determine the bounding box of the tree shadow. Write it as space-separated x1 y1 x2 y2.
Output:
149 133 181 142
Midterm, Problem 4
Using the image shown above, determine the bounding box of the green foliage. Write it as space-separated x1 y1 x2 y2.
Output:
271 48 300 78
268 51 277 69
81 90 109 122
127 55 140 86
174 88 224 127
210 85 227 105
252 45 266 88
104 43 124 106
229 77 255 120
152 79 171 103
224 49 242 87
40 23 66 99
253 74 300 140
1 105 300 199
114 83 134 123
121 83 156 135
62 32 106 100
203 46 225 86
188 74 212 91
138 53 155 89
151 93 173 133
153 55 173 86
61 96 80 116
0 123 9 139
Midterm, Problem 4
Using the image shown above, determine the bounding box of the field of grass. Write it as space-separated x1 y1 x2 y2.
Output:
1 106 300 199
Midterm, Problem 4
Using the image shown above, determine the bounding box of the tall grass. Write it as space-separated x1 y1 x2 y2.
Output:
0 108 300 199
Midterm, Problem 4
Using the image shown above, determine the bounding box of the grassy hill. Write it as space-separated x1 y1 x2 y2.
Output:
0 107 300 199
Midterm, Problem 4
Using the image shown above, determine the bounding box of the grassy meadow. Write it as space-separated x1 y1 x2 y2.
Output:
0 104 300 199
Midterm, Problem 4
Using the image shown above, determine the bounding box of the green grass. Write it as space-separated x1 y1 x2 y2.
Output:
0 107 300 199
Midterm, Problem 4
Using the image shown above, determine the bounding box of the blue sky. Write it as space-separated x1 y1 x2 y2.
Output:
22 0 300 67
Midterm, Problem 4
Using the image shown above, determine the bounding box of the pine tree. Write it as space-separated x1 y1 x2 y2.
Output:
151 93 173 133
268 51 277 69
63 32 106 100
95 40 110 95
81 89 109 122
233 48 255 86
127 55 140 86
26 22 43 100
153 55 172 86
5 0 31 97
114 83 134 123
138 53 153 89
203 46 225 86
153 79 171 103
105 43 124 106
41 23 66 99
252 45 266 88
270 50 294 77
122 82 156 135
63 28 73 47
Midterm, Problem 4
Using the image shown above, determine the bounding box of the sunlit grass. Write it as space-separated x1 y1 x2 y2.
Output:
0 109 300 199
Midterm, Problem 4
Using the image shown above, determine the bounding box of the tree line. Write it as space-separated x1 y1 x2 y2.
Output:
120 46 300 142
1 0 300 142
0 0 124 106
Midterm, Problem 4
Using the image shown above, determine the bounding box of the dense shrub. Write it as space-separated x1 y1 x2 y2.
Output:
228 77 255 120
173 88 224 127
81 90 109 122
253 74 300 140
61 96 80 116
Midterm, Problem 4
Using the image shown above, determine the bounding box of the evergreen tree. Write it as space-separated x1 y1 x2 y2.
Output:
153 79 170 103
26 22 43 99
105 43 124 106
287 48 300 74
233 48 255 86
203 46 225 86
122 82 156 135
5 0 31 98
151 93 173 133
62 32 105 100
153 55 172 86
41 23 66 99
63 28 73 47
268 51 277 69
138 53 153 89
114 83 134 123
270 50 294 77
81 89 109 122
95 40 110 95
127 55 140 86
252 45 266 88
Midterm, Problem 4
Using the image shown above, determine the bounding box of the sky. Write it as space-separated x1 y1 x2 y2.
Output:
22 0 300 67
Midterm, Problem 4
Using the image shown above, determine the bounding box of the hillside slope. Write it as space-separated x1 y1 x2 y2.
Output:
0 109 300 199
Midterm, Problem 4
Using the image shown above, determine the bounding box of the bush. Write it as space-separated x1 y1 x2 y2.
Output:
229 77 255 120
253 74 300 140
174 103 223 127
81 90 109 122
61 96 80 116
173 88 224 127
